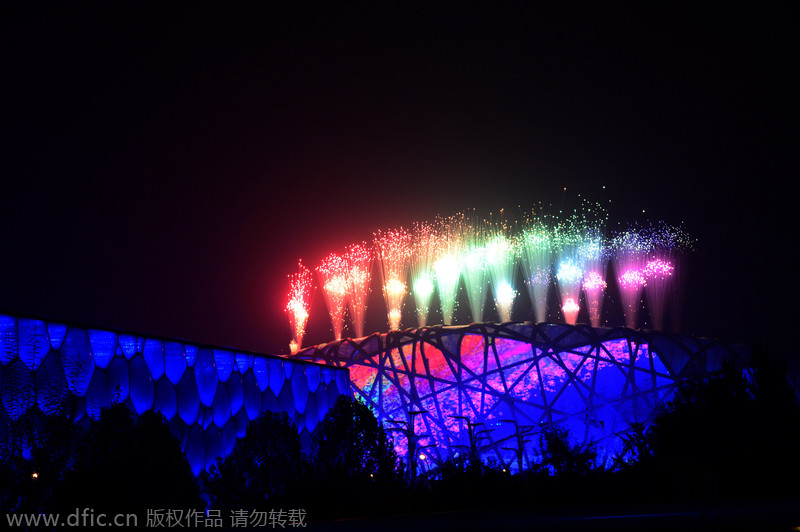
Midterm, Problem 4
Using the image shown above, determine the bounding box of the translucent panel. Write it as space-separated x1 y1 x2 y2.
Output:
118 334 140 359
305 364 322 393
169 417 189 451
195 349 218 407
253 357 270 392
321 366 334 385
19 318 49 371
315 386 329 424
35 351 66 414
0 315 18 365
85 370 110 420
0 316 17 366
177 372 200 425
185 425 205 477
214 350 235 383
327 378 341 406
164 342 187 385
227 372 243 416
106 357 130 404
267 358 285 395
299 429 313 455
262 388 278 413
233 409 249 438
290 366 309 414
129 355 154 415
154 378 177 422
61 327 95 396
143 339 165 381
212 383 231 427
200 407 214 430
235 353 253 373
222 421 237 456
2 359 34 419
47 322 68 351
204 425 223 472
277 381 294 416
184 345 198 366
88 329 117 370
242 371 261 420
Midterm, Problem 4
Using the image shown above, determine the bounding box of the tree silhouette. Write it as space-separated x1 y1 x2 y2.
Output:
536 425 597 477
52 404 202 517
205 410 304 510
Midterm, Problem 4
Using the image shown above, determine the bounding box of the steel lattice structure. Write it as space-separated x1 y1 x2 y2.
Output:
295 322 750 472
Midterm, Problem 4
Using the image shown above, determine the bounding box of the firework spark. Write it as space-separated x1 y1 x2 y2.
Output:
374 228 412 330
286 260 314 354
344 243 373 338
410 222 438 327
316 253 350 341
517 216 553 324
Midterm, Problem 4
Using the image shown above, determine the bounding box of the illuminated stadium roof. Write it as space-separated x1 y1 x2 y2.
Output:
295 322 750 472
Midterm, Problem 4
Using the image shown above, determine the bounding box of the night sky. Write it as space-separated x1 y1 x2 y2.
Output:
2 3 793 356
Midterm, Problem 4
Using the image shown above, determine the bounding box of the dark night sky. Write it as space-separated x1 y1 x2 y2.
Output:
1 3 794 356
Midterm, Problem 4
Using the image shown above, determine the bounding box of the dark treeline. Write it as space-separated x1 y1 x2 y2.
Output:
2 345 799 525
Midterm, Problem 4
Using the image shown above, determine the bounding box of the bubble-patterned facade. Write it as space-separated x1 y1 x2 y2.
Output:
295 322 750 473
0 314 348 476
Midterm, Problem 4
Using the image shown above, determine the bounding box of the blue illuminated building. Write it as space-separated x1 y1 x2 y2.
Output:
0 314 348 476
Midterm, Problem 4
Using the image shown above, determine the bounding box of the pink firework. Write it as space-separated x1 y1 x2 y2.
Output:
374 228 413 330
316 253 350 341
612 229 649 329
582 270 607 327
286 260 314 354
345 243 373 338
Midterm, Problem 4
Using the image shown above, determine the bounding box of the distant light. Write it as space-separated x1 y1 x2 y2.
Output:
419 454 426 460
31 472 38 479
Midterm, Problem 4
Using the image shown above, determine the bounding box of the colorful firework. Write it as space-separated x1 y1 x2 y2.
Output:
286 260 314 354
433 215 464 325
517 215 553 324
316 253 350 341
290 200 692 345
485 230 517 323
579 234 609 327
374 228 412 330
642 222 692 330
344 243 373 338
460 217 490 323
612 228 650 329
410 222 438 327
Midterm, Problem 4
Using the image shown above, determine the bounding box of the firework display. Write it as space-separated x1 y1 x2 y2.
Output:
374 229 413 330
410 222 438 327
432 215 464 325
344 243 373 338
643 223 691 331
286 203 693 345
485 231 517 323
316 253 350 341
612 228 651 329
517 215 554 324
286 261 314 354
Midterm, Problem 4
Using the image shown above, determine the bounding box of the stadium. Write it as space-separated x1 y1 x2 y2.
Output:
294 322 749 473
